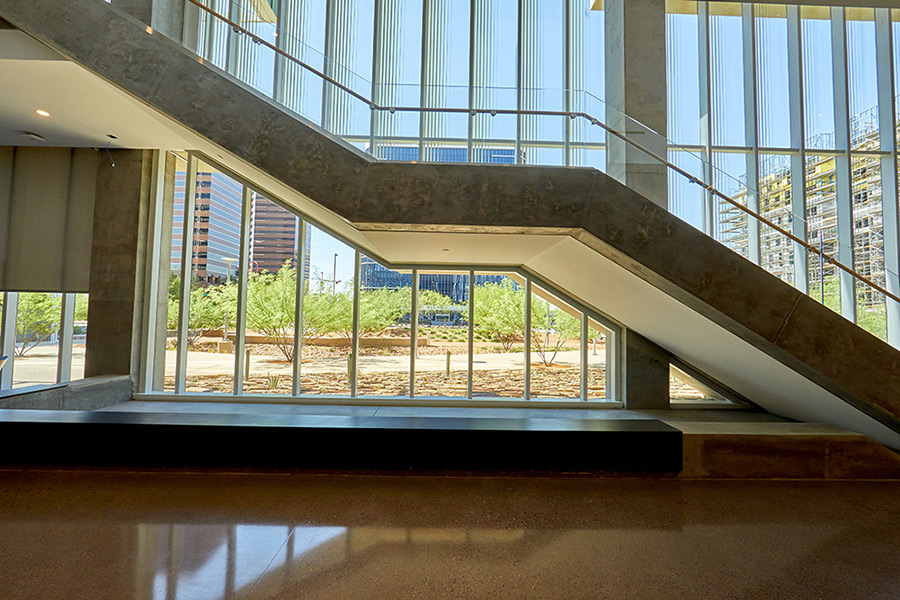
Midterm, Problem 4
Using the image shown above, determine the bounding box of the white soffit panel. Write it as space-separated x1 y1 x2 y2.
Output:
524 236 900 450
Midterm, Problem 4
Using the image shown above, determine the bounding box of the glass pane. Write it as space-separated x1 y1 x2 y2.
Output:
851 154 886 339
895 11 900 147
569 0 605 154
666 1 702 146
165 156 188 392
421 0 470 144
71 293 89 382
586 317 609 401
12 292 61 388
710 2 747 147
758 154 795 285
472 273 525 399
529 286 581 400
521 0 565 144
472 0 518 145
669 365 733 404
570 147 605 171
806 154 841 312
414 272 469 398
184 163 244 394
243 194 299 394
670 365 706 402
323 0 374 141
847 9 879 152
356 257 411 397
278 0 328 125
298 225 354 396
232 0 278 97
802 7 836 150
755 5 791 149
471 146 517 165
669 150 706 230
522 144 565 167
197 0 231 70
712 151 751 259
372 0 423 151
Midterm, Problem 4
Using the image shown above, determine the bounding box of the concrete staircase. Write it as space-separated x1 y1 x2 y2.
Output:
2 0 900 451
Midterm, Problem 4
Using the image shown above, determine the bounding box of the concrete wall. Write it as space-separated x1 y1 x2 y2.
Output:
0 376 132 410
85 150 152 383
109 0 184 41
624 331 670 410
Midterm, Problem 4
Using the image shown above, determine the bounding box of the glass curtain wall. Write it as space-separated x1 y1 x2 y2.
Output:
193 0 606 165
151 155 620 403
666 2 900 344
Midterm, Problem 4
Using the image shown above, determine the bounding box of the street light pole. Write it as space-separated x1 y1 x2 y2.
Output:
332 253 339 295
221 256 237 338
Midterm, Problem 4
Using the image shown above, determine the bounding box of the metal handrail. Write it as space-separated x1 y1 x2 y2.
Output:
186 0 900 308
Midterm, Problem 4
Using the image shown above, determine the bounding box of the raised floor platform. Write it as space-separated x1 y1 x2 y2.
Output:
0 408 682 473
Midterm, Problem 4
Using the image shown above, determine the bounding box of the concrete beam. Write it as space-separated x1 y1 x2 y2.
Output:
624 331 670 410
0 376 132 410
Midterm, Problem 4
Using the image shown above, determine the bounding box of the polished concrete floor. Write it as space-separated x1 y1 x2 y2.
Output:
0 468 898 599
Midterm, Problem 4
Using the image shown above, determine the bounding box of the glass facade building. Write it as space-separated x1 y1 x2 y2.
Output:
665 3 900 342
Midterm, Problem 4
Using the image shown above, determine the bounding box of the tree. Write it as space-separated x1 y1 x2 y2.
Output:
359 287 410 336
530 298 581 366
14 293 61 357
303 289 353 340
246 263 297 360
166 283 232 348
472 281 525 351
73 293 89 322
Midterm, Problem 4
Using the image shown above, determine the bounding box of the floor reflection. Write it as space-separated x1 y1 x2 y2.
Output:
0 471 898 599
146 523 533 600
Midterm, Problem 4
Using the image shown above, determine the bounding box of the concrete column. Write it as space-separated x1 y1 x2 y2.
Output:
109 0 184 42
109 0 152 25
623 330 670 410
85 150 153 385
604 0 668 209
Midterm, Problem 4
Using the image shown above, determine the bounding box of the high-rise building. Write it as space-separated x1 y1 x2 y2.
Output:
172 179 312 285
249 194 312 280
726 108 886 307
172 171 243 284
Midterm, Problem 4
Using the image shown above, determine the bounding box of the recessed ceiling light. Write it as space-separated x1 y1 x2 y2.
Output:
35 109 50 117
